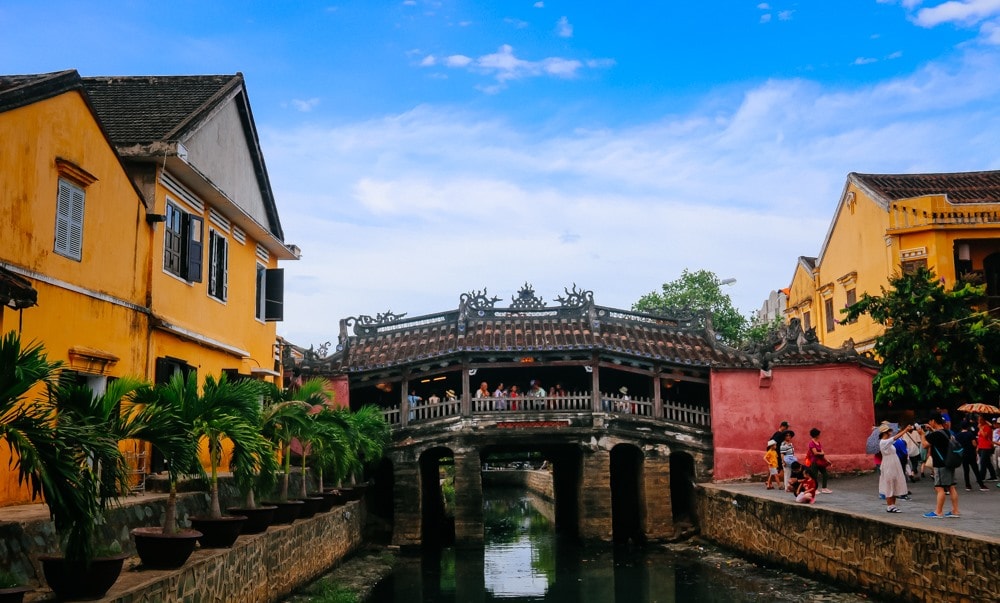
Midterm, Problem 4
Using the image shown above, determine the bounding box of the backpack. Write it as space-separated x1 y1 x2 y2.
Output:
934 431 964 469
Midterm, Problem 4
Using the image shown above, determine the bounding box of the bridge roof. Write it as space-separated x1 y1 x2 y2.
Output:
321 285 758 375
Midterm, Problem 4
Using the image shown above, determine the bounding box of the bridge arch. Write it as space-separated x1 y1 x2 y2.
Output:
419 446 455 547
610 443 644 544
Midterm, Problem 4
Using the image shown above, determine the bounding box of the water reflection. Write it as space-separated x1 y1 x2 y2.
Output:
369 488 871 603
482 493 555 599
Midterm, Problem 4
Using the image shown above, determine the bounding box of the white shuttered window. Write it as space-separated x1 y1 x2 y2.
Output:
55 179 85 261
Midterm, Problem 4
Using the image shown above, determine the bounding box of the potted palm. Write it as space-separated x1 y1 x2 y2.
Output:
46 375 194 596
260 392 310 524
311 407 357 511
288 379 338 518
0 331 125 600
182 373 268 548
130 372 205 568
337 405 391 501
226 394 280 534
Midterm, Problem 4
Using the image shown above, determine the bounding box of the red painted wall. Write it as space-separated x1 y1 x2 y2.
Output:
710 364 876 481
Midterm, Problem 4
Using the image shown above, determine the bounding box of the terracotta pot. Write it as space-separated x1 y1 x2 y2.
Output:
226 505 276 535
0 586 32 603
38 554 127 600
263 500 304 524
189 515 247 548
131 527 202 569
294 496 324 519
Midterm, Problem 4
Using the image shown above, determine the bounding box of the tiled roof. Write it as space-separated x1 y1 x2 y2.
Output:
336 310 749 373
852 170 1000 205
81 75 241 144
0 70 80 113
756 318 878 369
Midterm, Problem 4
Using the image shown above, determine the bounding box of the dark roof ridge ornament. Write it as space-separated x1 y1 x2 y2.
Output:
510 282 546 310
554 283 594 311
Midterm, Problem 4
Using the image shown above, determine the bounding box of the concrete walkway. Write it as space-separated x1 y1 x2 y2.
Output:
708 470 1000 543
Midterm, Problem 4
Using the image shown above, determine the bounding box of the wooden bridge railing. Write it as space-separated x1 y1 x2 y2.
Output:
380 391 710 430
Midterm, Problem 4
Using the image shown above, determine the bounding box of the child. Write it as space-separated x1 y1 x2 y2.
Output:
787 461 805 494
796 472 817 504
764 439 779 489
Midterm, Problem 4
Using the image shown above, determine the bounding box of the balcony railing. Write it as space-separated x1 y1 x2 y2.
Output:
380 391 711 430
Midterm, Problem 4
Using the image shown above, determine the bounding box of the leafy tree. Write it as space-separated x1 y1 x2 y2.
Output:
843 267 1000 409
633 269 747 345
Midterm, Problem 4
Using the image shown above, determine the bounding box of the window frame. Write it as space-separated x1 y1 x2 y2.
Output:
162 200 204 283
207 228 229 302
54 178 86 261
824 298 836 332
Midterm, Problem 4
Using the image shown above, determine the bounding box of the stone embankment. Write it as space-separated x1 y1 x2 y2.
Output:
697 479 999 603
481 468 555 500
0 473 364 602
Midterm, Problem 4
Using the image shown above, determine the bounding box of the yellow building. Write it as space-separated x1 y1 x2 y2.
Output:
786 170 1000 352
0 70 299 504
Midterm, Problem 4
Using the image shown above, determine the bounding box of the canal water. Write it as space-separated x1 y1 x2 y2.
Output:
367 489 876 603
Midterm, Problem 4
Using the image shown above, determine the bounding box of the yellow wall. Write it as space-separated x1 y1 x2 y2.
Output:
791 180 1000 352
148 175 282 382
0 90 151 505
1 87 287 506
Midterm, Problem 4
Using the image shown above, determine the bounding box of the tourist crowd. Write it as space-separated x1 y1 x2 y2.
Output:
764 409 999 518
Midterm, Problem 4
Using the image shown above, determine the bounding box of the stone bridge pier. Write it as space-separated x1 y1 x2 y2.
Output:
386 428 701 548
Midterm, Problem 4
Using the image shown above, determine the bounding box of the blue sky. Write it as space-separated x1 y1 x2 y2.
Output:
4 1 1000 347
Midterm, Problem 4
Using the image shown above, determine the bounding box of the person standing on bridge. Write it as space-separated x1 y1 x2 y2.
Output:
494 383 507 411
529 380 546 411
878 424 910 513
923 412 961 518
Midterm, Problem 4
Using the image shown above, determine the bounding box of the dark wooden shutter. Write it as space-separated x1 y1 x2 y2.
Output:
264 268 284 322
186 214 203 282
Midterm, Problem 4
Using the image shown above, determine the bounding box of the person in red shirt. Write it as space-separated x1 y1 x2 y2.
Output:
977 415 997 481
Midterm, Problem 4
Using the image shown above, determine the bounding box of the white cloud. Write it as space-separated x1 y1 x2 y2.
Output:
914 0 1000 26
504 17 529 28
760 13 772 23
420 54 436 66
887 50 904 58
854 56 878 64
534 1 544 7
445 54 473 67
264 51 1000 345
432 44 611 88
757 2 771 9
290 98 320 112
778 10 794 20
556 16 573 37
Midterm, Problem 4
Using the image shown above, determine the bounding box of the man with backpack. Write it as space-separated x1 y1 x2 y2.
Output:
923 412 961 519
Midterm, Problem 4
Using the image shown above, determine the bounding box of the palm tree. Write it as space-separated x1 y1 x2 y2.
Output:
262 378 329 501
229 391 279 511
0 331 114 563
52 377 189 505
141 371 270 535
310 406 357 493
180 373 269 518
345 404 391 486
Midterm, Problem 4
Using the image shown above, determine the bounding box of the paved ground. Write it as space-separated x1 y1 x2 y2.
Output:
709 470 1000 543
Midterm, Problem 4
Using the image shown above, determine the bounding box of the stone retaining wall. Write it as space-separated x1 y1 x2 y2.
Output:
695 486 998 602
107 501 365 603
481 470 554 500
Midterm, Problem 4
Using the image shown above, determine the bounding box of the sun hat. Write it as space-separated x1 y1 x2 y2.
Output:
767 439 777 447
